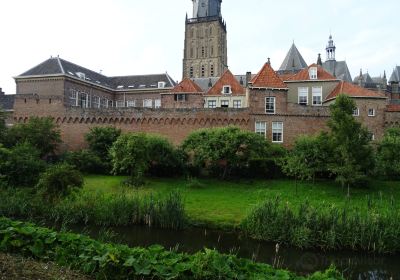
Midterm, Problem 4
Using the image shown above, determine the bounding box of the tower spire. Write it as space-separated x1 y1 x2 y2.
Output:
326 34 336 61
192 0 222 18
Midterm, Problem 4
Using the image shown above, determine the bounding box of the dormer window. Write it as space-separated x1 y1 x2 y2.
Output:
76 72 86 80
309 67 317 79
158 81 166 88
222 85 232 95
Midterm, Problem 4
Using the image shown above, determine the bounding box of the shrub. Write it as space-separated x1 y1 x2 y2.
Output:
376 127 400 179
63 150 106 174
85 126 121 163
36 164 83 202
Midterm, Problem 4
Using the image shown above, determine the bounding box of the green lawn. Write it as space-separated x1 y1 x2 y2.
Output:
84 175 400 228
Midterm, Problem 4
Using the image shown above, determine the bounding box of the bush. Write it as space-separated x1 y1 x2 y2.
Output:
0 143 46 188
376 127 400 179
36 164 83 202
0 217 343 280
63 150 106 174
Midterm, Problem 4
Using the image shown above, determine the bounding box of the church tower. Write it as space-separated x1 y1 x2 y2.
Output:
326 35 336 61
183 0 228 79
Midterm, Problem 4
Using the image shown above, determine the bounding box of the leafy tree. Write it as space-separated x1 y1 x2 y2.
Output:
110 133 150 186
85 127 121 159
181 126 274 179
327 94 374 196
63 150 106 174
376 127 400 179
7 117 61 157
36 163 83 202
0 143 46 188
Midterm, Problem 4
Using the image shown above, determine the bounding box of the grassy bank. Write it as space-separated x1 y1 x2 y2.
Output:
0 217 343 280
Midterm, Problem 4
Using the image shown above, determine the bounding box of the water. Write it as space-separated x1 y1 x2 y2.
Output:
71 225 399 280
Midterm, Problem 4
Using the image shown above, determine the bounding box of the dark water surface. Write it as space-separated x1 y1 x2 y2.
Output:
71 225 399 280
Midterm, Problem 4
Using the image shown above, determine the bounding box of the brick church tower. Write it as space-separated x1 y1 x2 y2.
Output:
182 0 228 79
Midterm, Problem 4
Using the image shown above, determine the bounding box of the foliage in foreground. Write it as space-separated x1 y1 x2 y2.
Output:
242 197 400 254
0 217 343 280
376 127 400 179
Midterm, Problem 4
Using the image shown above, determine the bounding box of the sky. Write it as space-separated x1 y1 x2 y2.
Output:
0 0 399 95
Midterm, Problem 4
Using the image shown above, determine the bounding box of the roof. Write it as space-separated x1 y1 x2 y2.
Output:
387 104 400 112
285 64 337 81
322 60 352 82
353 72 374 84
279 43 308 72
389 66 400 83
0 92 15 111
192 77 220 91
250 62 287 89
17 57 176 90
206 69 245 96
170 78 204 94
325 81 387 101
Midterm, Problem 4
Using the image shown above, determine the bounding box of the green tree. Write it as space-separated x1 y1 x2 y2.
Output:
327 94 374 196
110 133 150 186
7 117 61 157
36 163 83 202
0 109 7 145
376 127 400 179
0 143 46 188
85 126 121 160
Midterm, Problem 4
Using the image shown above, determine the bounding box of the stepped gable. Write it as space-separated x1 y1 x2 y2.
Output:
250 62 287 89
279 43 308 72
207 69 245 96
171 78 204 94
326 81 387 101
286 64 337 81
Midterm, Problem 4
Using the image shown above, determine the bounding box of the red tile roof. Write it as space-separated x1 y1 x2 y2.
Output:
278 73 296 81
206 69 245 96
326 81 387 101
250 62 287 89
171 78 203 94
286 64 337 81
387 104 400 112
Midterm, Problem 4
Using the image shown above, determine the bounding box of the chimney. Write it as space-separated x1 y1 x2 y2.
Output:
246 72 252 86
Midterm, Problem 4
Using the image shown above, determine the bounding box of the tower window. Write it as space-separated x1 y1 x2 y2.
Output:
211 46 214 56
210 65 214 77
201 65 205 77
190 67 194 78
190 48 193 58
202 47 205 57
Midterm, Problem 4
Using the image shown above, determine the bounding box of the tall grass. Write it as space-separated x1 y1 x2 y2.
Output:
0 188 186 230
241 197 400 253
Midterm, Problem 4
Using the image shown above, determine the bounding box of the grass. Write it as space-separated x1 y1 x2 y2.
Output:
83 175 400 228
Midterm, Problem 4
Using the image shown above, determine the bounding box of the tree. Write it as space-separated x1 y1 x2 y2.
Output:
327 94 374 196
85 127 121 160
376 127 400 179
0 143 46 188
110 133 150 186
36 163 83 202
0 109 7 145
7 117 61 157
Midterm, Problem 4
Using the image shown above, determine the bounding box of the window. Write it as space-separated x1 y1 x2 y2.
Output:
190 48 194 58
92 96 100 108
69 89 78 107
370 133 375 141
272 122 283 143
201 47 205 57
126 100 135 107
143 99 153 108
210 65 214 77
255 121 266 137
312 87 322 106
116 101 125 108
309 67 317 79
189 67 194 78
222 85 231 94
265 97 276 114
221 100 229 108
155 99 161 108
108 100 113 108
80 93 89 108
208 100 217 108
174 94 186 101
298 87 308 105
233 100 242 108
101 98 108 108
368 108 375 117
158 82 166 88
201 65 205 77
353 107 359 116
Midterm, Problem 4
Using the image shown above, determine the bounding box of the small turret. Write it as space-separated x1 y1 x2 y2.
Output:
326 34 336 61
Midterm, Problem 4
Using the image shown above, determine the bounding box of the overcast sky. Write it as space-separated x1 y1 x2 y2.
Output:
0 0 398 94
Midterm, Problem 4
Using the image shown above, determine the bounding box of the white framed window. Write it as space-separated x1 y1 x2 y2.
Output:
368 108 375 117
233 100 242 108
158 82 166 88
298 87 308 105
80 93 89 108
101 98 108 108
208 100 217 108
155 99 161 108
69 89 78 107
221 100 229 108
116 100 125 108
92 96 100 108
353 107 359 116
312 87 322 106
108 100 113 108
222 85 232 95
175 94 186 101
272 122 283 143
309 67 318 79
255 121 267 137
143 99 153 108
126 100 135 107
265 97 276 114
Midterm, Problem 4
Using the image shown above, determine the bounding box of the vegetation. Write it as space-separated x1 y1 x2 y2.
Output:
0 217 343 280
64 149 107 174
241 197 400 253
376 127 400 179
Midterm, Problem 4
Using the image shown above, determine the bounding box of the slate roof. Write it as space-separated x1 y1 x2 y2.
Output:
0 90 15 111
191 77 220 92
17 57 176 90
279 43 308 72
353 73 374 84
250 62 287 89
285 64 337 81
325 81 387 101
170 78 204 94
322 60 352 82
206 69 245 96
389 66 400 83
